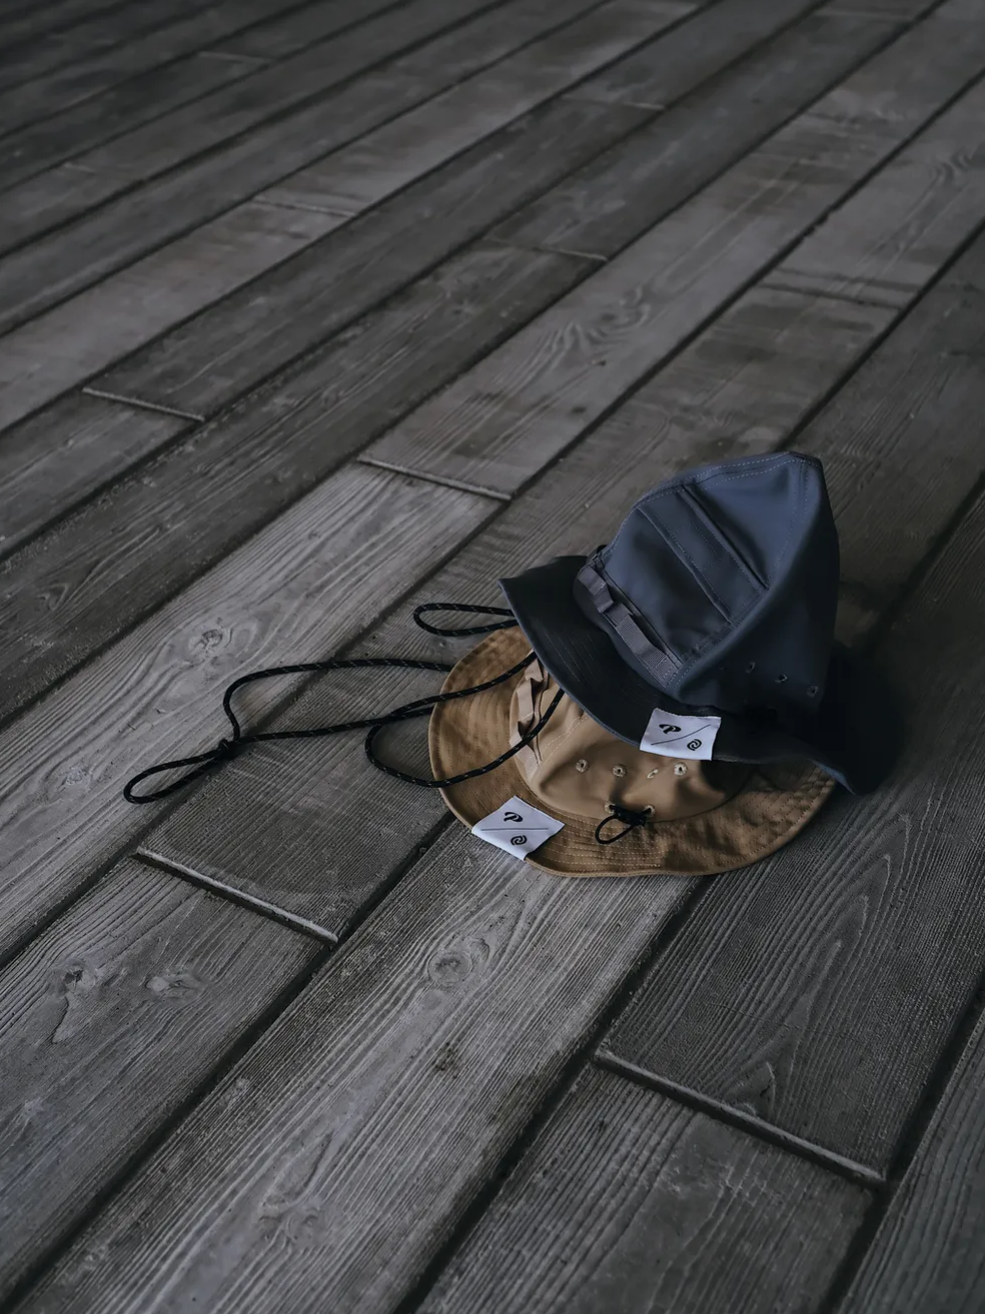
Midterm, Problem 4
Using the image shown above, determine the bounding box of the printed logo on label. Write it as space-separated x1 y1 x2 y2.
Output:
471 795 564 860
641 707 721 760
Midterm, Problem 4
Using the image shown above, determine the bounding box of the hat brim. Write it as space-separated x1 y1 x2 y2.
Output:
429 627 834 878
500 557 899 795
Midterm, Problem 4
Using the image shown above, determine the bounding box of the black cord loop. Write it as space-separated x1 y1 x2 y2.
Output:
594 804 652 845
123 604 551 805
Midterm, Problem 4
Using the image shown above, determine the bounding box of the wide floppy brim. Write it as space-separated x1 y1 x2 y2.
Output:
429 627 835 878
500 556 901 795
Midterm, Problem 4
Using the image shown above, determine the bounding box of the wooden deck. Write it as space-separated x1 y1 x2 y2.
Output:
2 0 985 1308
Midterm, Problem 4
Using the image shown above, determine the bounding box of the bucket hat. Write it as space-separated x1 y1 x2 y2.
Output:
430 626 834 877
123 453 896 879
500 452 900 794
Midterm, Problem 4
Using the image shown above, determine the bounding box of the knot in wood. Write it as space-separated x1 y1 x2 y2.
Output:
427 947 472 985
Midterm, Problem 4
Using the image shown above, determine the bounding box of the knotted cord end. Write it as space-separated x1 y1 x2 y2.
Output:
594 803 653 846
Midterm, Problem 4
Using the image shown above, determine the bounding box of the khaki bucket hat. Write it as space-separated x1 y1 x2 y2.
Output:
430 626 835 878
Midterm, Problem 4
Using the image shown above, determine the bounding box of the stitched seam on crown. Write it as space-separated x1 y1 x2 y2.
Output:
639 503 733 619
634 459 812 680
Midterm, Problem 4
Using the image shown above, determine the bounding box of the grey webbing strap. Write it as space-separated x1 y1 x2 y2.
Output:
574 559 679 688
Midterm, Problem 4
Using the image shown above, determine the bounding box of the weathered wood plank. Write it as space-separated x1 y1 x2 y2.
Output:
0 200 343 433
259 0 693 214
0 0 136 49
420 1067 870 1314
571 0 823 109
495 0 980 257
0 0 205 92
0 51 257 192
0 0 517 260
598 240 985 1173
0 1 678 434
6 830 692 1314
14 253 983 1314
82 94 641 416
0 464 491 962
762 77 985 305
143 288 889 932
825 0 946 15
93 4 931 421
363 60 985 496
0 165 125 259
78 0 508 182
214 0 427 61
0 0 304 131
0 0 601 320
0 246 584 707
0 396 188 559
0 856 319 1304
838 939 985 1314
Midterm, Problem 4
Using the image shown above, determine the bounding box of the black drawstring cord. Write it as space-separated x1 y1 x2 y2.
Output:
124 599 645 847
412 601 515 636
123 604 548 805
594 804 652 845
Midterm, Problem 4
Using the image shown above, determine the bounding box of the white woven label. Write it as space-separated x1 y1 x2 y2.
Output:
471 795 564 860
641 708 721 760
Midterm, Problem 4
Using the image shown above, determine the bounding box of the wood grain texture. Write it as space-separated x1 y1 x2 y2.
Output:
764 76 985 305
0 0 206 92
0 395 188 559
589 285 892 471
0 201 343 433
0 165 126 260
8 831 692 1314
259 0 692 214
0 465 491 962
0 247 586 715
571 0 823 109
0 0 143 49
802 237 985 643
93 96 645 416
74 0 503 181
0 0 566 261
145 287 891 930
0 0 499 323
364 39 970 497
0 856 318 1304
420 1067 870 1314
214 0 435 60
825 0 946 15
0 51 256 192
0 0 301 131
495 0 985 257
0 0 636 260
0 1 670 435
839 933 985 1314
599 244 985 1173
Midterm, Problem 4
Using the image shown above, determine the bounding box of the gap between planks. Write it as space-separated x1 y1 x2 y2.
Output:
136 848 339 943
360 457 513 501
594 1052 887 1188
82 386 205 421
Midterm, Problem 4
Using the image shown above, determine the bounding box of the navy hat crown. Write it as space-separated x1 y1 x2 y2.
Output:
573 453 840 725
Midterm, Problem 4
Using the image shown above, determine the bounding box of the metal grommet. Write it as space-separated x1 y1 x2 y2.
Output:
604 802 615 815
673 763 688 777
807 685 818 697
745 661 756 673
646 767 660 779
775 673 788 684
612 764 626 777
643 805 654 817
575 758 588 773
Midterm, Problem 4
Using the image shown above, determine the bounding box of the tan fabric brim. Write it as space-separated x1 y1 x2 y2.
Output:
429 628 836 878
